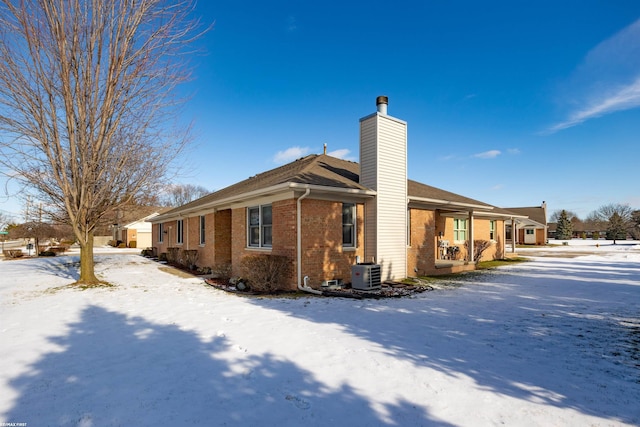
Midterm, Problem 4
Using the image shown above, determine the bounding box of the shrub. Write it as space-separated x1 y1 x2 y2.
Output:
464 239 492 263
166 247 180 264
592 231 600 240
211 262 233 282
240 255 291 293
129 240 137 248
39 250 56 257
183 249 199 270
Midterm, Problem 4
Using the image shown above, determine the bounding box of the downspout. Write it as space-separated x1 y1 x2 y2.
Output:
296 187 321 295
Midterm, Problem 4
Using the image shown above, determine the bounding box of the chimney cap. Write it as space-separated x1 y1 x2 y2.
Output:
376 96 388 105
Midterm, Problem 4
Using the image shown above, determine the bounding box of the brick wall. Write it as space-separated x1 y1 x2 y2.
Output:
407 208 436 276
213 210 232 265
300 199 364 287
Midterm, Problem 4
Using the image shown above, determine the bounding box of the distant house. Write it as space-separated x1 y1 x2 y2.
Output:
113 212 163 249
150 97 530 290
504 203 548 245
94 206 165 247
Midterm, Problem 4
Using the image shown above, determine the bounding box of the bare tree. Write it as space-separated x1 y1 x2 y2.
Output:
160 183 210 207
631 210 640 240
0 212 11 231
8 221 57 254
589 204 634 244
0 0 204 284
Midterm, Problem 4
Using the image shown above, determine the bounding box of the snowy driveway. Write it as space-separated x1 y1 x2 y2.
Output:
1 245 639 426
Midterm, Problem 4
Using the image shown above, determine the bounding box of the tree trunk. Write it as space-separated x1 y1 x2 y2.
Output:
78 232 100 285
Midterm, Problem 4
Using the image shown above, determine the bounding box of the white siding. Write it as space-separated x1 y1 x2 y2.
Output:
359 112 407 280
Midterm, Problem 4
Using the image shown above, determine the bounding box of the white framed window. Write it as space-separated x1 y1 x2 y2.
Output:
199 215 206 245
248 205 272 248
176 219 184 244
454 218 467 242
490 220 496 240
342 203 356 247
158 223 164 243
526 229 535 235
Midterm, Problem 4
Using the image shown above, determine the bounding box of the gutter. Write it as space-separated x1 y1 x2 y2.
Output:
409 196 492 211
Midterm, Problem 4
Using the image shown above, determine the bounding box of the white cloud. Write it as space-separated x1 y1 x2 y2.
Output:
273 146 310 164
491 184 505 191
548 18 640 133
286 16 297 32
473 150 501 159
548 76 640 133
327 148 357 162
507 148 521 155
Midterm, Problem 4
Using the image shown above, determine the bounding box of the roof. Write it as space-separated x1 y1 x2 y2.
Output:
153 154 526 222
504 206 547 226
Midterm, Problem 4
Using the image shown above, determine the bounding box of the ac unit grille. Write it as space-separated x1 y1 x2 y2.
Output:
351 264 382 290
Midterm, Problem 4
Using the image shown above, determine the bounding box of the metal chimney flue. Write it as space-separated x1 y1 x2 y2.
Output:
376 96 388 114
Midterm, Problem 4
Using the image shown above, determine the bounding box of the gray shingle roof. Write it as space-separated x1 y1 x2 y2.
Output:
503 206 547 225
155 154 523 219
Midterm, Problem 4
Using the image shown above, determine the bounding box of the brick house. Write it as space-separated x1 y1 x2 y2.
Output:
504 203 548 245
150 97 527 290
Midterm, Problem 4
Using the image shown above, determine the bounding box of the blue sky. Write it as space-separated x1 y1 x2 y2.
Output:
2 1 640 221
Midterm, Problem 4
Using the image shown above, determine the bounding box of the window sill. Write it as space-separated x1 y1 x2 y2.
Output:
342 246 357 252
245 246 272 252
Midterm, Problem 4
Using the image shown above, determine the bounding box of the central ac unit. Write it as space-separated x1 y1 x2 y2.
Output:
351 263 381 290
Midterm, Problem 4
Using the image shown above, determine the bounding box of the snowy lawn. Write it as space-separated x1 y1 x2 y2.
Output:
1 243 639 426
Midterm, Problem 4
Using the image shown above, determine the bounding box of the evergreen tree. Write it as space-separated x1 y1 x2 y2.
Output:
606 212 627 244
555 210 573 240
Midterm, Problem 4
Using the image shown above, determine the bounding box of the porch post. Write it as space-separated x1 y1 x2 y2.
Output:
468 210 474 263
511 218 516 253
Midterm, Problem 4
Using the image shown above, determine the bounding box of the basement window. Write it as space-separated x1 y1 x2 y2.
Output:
248 205 272 248
342 203 356 248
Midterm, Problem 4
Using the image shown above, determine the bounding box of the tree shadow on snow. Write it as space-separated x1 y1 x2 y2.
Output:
247 257 640 425
29 255 82 282
3 305 453 426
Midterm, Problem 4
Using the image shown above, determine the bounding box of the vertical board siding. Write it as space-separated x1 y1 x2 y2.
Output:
359 113 407 280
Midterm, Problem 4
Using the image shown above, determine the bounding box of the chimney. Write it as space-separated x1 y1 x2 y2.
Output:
376 95 388 115
359 96 407 281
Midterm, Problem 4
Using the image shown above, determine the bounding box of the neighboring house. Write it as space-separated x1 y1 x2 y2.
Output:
504 203 548 245
150 97 529 290
113 212 163 248
98 206 165 247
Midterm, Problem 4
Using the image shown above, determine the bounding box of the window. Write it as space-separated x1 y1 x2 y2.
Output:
199 215 206 245
489 220 496 240
342 203 356 247
453 218 467 242
158 223 164 243
526 229 535 235
177 219 184 244
248 205 272 247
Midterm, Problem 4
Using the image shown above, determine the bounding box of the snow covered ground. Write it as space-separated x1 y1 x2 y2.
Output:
1 242 639 426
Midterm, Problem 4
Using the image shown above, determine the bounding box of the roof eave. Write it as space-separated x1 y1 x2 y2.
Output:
409 196 494 211
150 182 376 223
